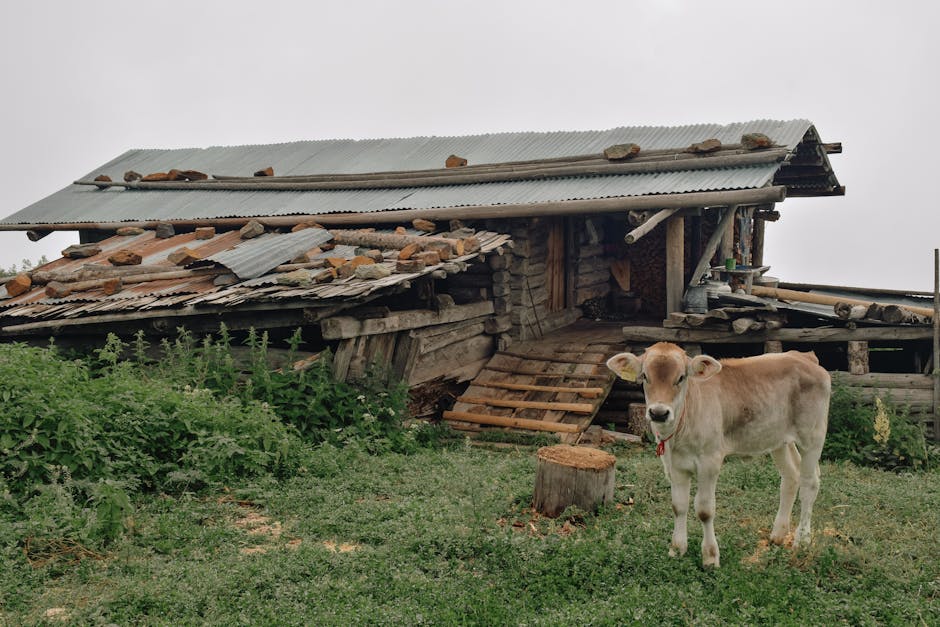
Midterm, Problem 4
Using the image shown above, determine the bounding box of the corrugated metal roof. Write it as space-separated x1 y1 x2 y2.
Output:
1 120 827 225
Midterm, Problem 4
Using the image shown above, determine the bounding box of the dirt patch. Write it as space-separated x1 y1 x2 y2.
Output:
322 540 360 553
43 608 69 622
234 511 283 539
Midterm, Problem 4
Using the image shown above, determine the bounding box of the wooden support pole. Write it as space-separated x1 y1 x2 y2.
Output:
934 248 939 439
847 340 870 375
688 205 739 287
624 208 679 244
665 215 684 314
752 213 767 267
719 206 736 265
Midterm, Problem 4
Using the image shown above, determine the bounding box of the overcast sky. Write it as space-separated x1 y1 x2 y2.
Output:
2 1 937 291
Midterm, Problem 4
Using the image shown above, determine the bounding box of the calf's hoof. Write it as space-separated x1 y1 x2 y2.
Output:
668 542 687 558
702 544 720 568
769 529 792 546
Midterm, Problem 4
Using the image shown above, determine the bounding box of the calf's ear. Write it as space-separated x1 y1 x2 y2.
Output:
689 355 721 381
607 352 642 382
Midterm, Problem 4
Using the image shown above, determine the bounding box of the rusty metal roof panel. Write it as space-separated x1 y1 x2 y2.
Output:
1 120 822 226
0 229 513 330
200 228 333 279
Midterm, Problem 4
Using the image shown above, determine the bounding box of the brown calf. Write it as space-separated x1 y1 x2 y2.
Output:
607 342 830 567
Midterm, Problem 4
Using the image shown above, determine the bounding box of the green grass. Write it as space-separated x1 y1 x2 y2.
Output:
2 442 938 625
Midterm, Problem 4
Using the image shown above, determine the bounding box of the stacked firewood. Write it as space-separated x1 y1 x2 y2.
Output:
834 301 931 325
664 306 787 334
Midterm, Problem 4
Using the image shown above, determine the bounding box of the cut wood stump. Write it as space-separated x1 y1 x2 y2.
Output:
533 445 616 518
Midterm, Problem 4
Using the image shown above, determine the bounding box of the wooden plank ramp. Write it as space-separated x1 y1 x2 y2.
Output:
443 323 626 443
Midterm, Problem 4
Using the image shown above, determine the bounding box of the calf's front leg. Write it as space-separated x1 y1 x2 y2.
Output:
668 467 692 558
695 460 721 568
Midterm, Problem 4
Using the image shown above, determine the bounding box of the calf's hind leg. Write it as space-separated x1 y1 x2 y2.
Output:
794 443 822 546
769 442 800 545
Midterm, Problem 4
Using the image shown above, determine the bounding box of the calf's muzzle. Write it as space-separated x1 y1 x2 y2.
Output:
648 404 672 423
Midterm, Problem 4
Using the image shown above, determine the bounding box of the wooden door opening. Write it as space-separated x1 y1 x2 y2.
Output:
546 218 569 312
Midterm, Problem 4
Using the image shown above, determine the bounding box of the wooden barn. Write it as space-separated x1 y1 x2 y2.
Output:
2 119 936 441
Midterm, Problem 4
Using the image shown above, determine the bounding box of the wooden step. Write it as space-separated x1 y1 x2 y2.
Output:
471 380 604 398
456 396 595 414
442 410 582 433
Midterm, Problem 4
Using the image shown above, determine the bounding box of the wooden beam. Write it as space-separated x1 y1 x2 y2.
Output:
75 149 790 192
831 372 934 389
330 229 471 255
0 186 789 233
442 410 583 433
688 205 738 287
1 301 341 336
320 301 494 339
665 215 684 314
624 208 679 244
779 282 933 298
621 325 935 344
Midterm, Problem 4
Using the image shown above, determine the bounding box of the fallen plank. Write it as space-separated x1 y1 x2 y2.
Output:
471 380 604 398
481 364 611 379
321 301 494 339
442 411 582 433
456 396 595 414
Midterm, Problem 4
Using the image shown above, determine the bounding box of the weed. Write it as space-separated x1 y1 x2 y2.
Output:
825 383 935 471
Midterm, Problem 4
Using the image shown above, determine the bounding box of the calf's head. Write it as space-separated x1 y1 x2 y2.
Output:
607 342 721 425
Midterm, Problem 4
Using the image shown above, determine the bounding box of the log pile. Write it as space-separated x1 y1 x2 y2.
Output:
664 305 786 334
751 286 933 325
834 301 931 325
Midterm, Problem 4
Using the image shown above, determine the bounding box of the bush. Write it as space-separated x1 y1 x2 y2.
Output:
0 327 422 549
824 383 934 471
145 326 413 453
0 339 299 497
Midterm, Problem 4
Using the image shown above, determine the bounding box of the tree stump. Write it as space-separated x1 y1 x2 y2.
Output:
533 445 616 517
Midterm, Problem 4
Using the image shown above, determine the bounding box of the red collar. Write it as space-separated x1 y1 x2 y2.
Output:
655 401 688 457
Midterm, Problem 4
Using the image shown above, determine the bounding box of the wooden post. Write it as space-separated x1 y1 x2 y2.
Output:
933 248 939 441
764 340 783 353
719 207 735 265
532 445 616 517
752 215 766 267
665 215 684 314
847 340 870 375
